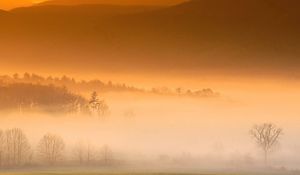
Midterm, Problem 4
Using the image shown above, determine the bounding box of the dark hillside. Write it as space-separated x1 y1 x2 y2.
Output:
0 0 299 75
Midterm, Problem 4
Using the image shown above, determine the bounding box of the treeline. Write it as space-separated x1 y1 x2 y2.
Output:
0 73 220 98
151 87 218 98
0 123 288 170
0 83 85 113
0 82 109 116
0 128 115 168
0 73 144 94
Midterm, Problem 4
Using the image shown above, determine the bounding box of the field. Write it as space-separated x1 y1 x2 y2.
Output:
0 174 205 175
0 171 296 175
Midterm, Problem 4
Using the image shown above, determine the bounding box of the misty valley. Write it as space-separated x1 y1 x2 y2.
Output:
1 0 300 175
0 73 299 175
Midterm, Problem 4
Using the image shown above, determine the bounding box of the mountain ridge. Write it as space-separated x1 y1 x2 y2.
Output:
0 0 299 76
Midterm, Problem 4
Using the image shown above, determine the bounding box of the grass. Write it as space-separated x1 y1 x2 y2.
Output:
1 173 195 174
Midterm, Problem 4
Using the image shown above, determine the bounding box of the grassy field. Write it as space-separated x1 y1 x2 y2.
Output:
0 169 296 175
0 174 220 175
5 172 300 175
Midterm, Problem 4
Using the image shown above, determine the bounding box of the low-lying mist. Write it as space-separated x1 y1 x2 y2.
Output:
1 77 300 173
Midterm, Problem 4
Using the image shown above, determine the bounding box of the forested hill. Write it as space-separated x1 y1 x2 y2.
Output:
0 73 219 98
0 83 86 113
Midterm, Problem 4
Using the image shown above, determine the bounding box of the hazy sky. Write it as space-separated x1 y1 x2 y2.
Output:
0 0 34 9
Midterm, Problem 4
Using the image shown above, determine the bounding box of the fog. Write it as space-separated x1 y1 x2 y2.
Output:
1 77 300 172
1 0 300 173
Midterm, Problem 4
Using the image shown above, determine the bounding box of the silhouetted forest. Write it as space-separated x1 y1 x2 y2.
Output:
0 123 291 172
0 73 220 98
0 82 86 113
0 128 116 168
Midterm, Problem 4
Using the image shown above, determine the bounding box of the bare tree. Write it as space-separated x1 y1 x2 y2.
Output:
38 133 65 165
73 141 96 165
250 123 283 165
73 141 85 165
85 142 96 165
4 128 31 167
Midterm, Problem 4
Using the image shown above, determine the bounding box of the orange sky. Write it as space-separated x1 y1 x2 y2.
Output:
0 0 35 10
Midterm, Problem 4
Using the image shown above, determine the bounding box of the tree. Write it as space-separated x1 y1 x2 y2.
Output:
73 141 96 165
4 128 31 167
13 73 19 80
85 142 95 165
38 133 65 165
97 99 109 116
250 123 283 165
89 91 109 118
176 88 182 95
23 72 31 81
89 91 99 111
73 141 85 165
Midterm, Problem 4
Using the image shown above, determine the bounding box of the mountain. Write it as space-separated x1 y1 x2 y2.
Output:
0 0 300 76
36 0 186 6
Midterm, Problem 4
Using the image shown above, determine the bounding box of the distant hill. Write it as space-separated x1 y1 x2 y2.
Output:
36 0 186 6
0 0 300 76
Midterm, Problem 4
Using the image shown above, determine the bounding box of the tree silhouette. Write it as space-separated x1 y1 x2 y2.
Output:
73 141 96 165
4 128 31 167
38 133 65 165
250 123 283 165
89 91 109 118
89 91 99 111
